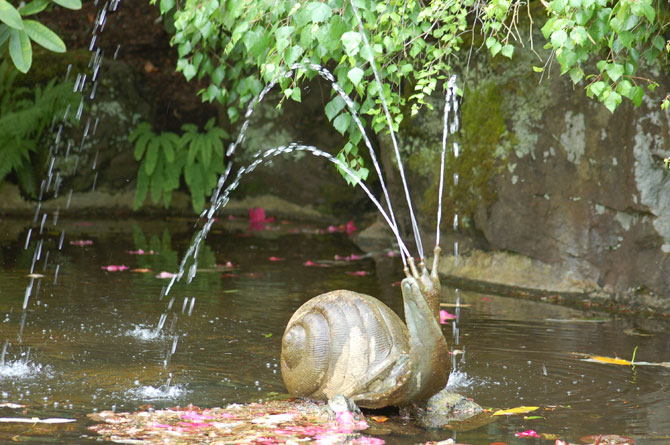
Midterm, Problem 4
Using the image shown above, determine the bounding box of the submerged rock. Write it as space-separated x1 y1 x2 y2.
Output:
412 390 484 429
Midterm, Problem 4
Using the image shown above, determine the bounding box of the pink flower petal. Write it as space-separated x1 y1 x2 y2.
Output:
269 256 285 261
70 240 93 246
101 265 129 272
346 271 368 276
155 271 177 279
439 310 457 324
515 429 542 438
353 438 385 444
304 260 318 267
345 220 357 235
248 207 275 231
127 249 156 255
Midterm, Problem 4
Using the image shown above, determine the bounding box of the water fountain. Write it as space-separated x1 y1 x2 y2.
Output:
1 2 669 443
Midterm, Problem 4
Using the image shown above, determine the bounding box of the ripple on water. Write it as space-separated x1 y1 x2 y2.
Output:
127 384 188 401
446 370 477 389
0 361 50 379
124 324 164 341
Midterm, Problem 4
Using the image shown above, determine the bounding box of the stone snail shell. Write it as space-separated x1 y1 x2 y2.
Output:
280 248 450 409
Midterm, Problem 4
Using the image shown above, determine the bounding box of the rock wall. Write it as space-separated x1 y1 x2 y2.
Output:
398 38 670 311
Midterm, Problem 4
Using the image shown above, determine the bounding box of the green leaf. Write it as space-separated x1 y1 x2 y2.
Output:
569 66 584 83
23 20 65 53
284 45 303 66
325 96 346 121
347 66 364 86
333 112 350 135
341 31 361 56
275 25 294 54
605 63 624 82
652 35 665 51
133 132 152 160
617 30 634 49
304 2 331 23
150 157 164 204
144 139 159 175
532 66 544 73
9 28 32 73
0 0 22 29
0 24 10 46
52 0 81 9
211 66 225 85
134 168 149 210
501 44 514 58
159 0 175 14
629 85 644 107
639 1 655 22
589 81 606 97
290 87 301 102
603 90 622 113
19 0 49 16
182 63 196 80
551 29 568 48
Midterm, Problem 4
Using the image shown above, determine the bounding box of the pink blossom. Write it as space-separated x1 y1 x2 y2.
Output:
439 310 457 324
346 271 368 276
269 256 285 261
515 429 542 438
101 265 129 272
304 261 318 267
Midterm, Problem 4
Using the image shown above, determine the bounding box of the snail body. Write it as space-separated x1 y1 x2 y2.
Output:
281 247 449 408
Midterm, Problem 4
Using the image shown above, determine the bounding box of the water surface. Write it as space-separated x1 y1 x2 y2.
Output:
0 216 668 443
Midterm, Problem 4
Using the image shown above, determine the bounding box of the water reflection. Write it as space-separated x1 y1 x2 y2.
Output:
0 216 668 443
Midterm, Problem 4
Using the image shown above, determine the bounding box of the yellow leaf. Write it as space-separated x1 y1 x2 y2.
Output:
492 406 540 416
584 355 631 366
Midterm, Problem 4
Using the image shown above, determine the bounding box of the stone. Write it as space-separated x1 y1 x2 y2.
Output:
412 390 483 428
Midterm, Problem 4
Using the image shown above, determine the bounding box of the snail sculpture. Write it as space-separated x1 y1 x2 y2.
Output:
280 246 449 408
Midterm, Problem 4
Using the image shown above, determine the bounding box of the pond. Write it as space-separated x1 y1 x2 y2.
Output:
0 215 668 444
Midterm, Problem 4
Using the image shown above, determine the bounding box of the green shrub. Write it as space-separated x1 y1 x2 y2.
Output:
130 117 228 212
0 60 80 197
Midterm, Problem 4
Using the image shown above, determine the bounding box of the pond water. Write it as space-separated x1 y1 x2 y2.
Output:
0 215 668 444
